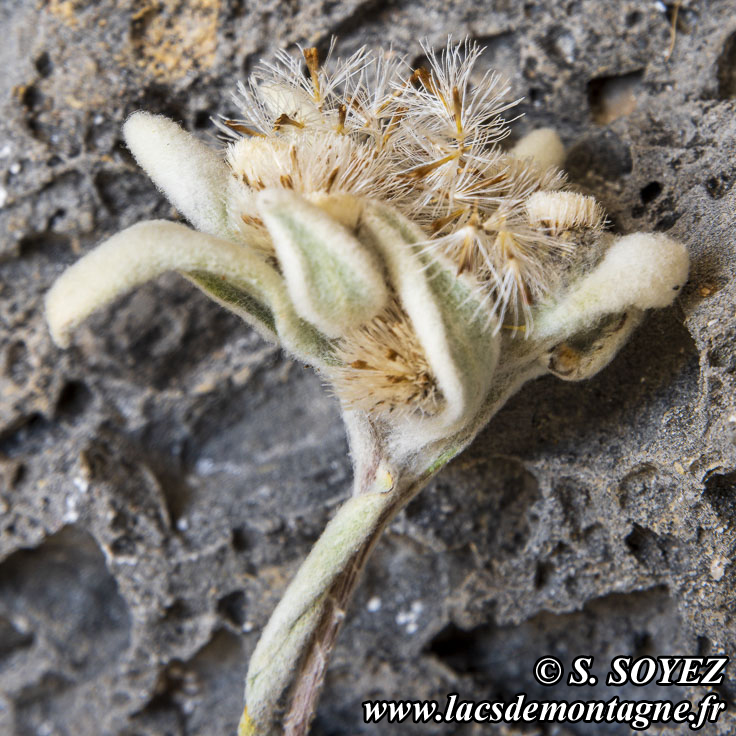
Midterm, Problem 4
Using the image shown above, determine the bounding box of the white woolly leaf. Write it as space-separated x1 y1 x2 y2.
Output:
45 220 333 363
123 112 233 238
534 232 689 342
257 189 388 338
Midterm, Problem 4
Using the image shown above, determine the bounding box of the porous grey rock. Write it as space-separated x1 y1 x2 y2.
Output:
1 1 734 734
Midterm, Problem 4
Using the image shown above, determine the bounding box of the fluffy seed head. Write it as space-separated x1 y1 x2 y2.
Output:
219 39 606 334
330 299 442 418
525 190 605 235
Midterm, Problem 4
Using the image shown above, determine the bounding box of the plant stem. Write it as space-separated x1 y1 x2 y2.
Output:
283 476 424 735
239 467 432 736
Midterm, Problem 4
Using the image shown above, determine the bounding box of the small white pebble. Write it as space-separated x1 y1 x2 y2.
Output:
395 600 424 633
0 144 11 158
556 32 576 64
366 596 382 612
0 187 7 208
94 114 104 125
243 621 254 633
63 495 79 523
176 516 190 532
73 476 89 493
727 414 736 423
115 556 139 566
195 457 215 475
9 162 21 175
12 615 32 634
710 556 727 581
654 0 667 11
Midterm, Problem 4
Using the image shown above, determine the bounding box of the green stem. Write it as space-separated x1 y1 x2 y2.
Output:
238 464 436 736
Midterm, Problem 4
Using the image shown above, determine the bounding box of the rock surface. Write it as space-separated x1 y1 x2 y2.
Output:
1 1 735 734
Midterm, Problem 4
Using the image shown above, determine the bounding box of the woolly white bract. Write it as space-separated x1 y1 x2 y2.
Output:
45 39 689 736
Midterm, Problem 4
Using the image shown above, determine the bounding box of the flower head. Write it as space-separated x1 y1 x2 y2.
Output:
45 38 688 464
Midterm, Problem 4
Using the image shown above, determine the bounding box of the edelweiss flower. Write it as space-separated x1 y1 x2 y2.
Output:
45 40 689 736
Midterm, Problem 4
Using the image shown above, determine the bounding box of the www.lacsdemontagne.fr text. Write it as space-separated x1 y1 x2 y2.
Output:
363 692 726 730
